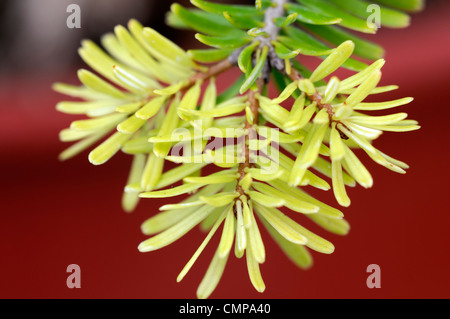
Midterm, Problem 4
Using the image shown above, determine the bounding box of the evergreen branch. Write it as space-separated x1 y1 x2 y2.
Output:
53 0 423 299
236 77 264 196
236 0 286 196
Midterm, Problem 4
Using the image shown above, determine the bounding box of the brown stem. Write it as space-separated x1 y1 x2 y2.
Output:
246 78 264 128
287 69 350 139
287 69 335 118
187 59 234 88
236 78 265 196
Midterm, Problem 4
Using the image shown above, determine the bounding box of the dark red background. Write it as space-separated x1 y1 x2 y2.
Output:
1 1 449 299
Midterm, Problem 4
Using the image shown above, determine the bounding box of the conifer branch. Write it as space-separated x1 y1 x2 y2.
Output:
236 1 288 196
236 77 264 196
54 0 423 299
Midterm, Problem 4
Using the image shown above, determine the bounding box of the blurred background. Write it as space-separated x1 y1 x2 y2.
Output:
0 0 449 299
